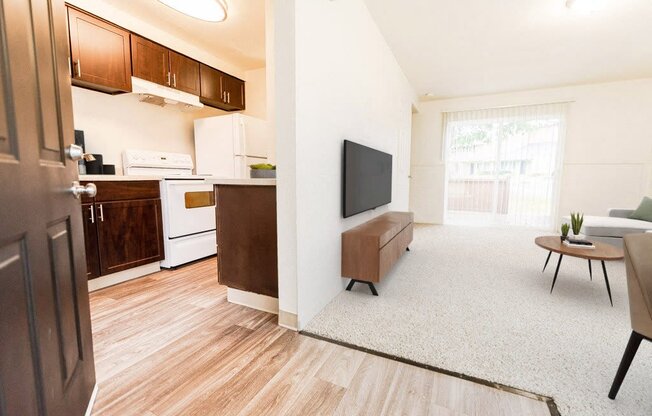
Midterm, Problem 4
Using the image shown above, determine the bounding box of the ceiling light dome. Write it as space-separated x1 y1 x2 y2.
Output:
565 0 606 12
159 0 228 22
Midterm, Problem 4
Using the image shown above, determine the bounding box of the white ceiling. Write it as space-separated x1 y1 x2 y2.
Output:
364 0 652 98
106 0 265 70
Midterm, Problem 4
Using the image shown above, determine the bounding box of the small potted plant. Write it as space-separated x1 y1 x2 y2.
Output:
560 223 570 242
249 163 276 178
570 212 584 240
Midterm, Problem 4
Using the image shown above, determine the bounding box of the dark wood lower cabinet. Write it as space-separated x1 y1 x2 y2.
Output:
97 199 164 275
82 203 101 279
216 185 277 297
81 181 164 279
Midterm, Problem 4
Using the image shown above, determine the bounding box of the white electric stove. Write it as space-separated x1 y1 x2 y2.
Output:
123 149 217 268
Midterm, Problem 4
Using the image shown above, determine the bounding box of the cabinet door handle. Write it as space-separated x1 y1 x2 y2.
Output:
98 204 104 222
89 205 95 224
227 92 230 103
167 71 171 86
173 73 177 87
76 59 81 78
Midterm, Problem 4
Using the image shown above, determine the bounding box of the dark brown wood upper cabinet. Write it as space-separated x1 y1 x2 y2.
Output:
199 63 245 111
67 6 132 93
199 63 223 107
170 51 200 95
223 73 245 110
131 34 170 86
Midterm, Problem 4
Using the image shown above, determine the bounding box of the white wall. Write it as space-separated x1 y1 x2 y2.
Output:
274 0 416 329
243 67 267 120
72 87 198 172
411 78 652 225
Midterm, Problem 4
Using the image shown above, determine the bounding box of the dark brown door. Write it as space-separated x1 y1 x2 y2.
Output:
81 203 101 279
169 51 200 95
131 34 169 86
0 0 96 415
96 199 164 275
67 6 132 93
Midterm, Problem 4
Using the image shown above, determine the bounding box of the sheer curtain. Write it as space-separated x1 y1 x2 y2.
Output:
443 103 568 229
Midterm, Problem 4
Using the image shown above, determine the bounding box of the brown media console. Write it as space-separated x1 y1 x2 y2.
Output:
341 211 414 295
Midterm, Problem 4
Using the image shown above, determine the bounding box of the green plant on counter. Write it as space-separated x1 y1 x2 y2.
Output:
570 212 584 235
561 223 570 238
249 163 276 170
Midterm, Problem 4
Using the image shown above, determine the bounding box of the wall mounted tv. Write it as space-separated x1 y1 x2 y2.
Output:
343 140 392 218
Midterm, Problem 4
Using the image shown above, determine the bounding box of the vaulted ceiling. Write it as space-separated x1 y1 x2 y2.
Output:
364 0 652 98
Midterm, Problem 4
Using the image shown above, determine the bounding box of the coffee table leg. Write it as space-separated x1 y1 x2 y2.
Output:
602 260 613 307
542 251 552 273
550 254 564 293
588 260 592 280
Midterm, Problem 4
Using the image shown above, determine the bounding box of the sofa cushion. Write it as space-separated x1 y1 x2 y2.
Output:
629 196 652 222
570 215 652 238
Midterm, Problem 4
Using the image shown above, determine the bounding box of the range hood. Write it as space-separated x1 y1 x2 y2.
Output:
131 77 204 109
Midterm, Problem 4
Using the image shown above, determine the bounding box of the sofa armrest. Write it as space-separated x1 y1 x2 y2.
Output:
608 208 634 218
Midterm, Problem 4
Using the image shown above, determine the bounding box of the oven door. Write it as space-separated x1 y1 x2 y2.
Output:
162 180 216 239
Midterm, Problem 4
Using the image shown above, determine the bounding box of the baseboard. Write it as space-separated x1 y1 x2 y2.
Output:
227 288 279 314
84 383 98 416
278 310 298 331
88 262 160 292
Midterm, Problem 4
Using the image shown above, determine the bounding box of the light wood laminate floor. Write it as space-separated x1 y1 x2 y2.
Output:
90 258 551 416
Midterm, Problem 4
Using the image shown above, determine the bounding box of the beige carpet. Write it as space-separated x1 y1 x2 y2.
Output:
305 225 652 416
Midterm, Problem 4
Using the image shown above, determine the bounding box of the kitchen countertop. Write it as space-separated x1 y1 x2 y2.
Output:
208 178 276 186
80 174 162 181
80 174 276 186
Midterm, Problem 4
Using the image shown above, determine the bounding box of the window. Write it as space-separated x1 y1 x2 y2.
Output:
443 103 568 229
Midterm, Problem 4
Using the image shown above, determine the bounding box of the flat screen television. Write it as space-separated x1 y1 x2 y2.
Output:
343 140 392 218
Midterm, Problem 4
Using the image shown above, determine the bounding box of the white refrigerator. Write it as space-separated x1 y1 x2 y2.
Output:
194 114 269 178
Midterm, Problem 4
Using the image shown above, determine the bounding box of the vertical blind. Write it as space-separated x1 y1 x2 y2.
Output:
443 103 568 229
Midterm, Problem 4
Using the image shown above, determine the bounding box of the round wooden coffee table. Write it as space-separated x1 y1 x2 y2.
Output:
535 236 624 306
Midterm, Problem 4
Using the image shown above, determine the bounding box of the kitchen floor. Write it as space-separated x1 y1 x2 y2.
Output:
89 258 551 416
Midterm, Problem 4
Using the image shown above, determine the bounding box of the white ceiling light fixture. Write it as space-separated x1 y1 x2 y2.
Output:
565 0 607 12
158 0 228 22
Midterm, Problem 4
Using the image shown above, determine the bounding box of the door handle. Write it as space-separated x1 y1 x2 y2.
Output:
66 144 95 162
70 181 97 199
89 204 95 223
167 71 171 86
173 73 177 87
76 59 81 78
97 204 104 222
227 92 230 103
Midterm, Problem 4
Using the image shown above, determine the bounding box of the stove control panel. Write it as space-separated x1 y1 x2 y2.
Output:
123 149 194 170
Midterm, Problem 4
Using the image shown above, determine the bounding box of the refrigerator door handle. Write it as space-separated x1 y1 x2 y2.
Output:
240 120 247 156
234 155 247 178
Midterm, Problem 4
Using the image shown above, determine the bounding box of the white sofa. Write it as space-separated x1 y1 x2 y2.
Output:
562 209 652 248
